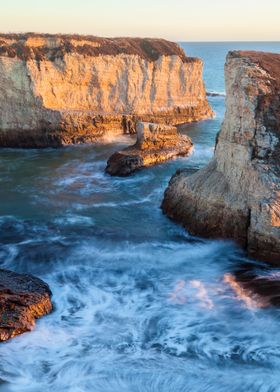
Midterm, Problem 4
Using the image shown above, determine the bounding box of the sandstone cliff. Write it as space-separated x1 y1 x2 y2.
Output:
106 122 193 176
162 51 280 264
0 33 213 147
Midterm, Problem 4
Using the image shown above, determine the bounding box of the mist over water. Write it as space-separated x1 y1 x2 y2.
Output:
0 42 280 391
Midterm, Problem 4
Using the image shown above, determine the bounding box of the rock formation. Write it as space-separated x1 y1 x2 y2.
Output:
162 51 280 264
224 264 280 308
0 269 52 341
106 122 193 176
0 33 213 147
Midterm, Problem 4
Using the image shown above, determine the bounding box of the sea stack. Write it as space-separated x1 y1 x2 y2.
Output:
162 51 280 264
0 33 213 147
0 269 52 341
106 121 193 176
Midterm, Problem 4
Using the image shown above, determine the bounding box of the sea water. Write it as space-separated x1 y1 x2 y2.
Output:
0 42 280 392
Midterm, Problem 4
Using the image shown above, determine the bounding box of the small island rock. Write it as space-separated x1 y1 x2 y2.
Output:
106 122 193 176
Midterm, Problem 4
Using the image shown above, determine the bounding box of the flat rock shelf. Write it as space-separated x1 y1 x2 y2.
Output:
106 122 193 176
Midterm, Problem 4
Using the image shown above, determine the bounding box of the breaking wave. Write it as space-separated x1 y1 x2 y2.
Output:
1 92 280 391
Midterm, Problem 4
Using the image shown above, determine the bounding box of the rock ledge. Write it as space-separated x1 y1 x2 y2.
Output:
106 122 193 176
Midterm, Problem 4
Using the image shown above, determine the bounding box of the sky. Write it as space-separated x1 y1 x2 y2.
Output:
0 0 279 41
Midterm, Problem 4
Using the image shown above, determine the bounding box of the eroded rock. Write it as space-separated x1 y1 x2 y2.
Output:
162 51 280 264
0 33 213 147
0 269 52 341
106 122 193 176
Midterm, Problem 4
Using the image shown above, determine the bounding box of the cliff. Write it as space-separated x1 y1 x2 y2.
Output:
162 51 280 264
0 33 213 147
106 122 193 176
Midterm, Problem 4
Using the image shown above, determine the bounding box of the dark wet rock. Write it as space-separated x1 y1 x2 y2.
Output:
225 263 280 308
106 122 193 176
0 269 52 341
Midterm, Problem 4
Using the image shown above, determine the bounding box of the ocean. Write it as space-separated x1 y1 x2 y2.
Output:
0 42 280 392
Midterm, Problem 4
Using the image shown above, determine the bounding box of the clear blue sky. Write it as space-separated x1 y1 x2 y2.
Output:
1 0 279 41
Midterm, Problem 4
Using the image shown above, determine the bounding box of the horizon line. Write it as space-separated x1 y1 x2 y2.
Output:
0 31 279 43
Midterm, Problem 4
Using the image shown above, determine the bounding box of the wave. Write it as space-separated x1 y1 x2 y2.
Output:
207 91 226 97
1 105 280 392
187 144 214 166
1 220 277 392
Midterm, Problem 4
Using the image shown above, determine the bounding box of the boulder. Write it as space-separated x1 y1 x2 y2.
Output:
162 51 280 264
0 269 52 341
106 122 193 176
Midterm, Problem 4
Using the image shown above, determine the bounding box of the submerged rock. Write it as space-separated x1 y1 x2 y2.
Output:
106 122 193 176
224 263 280 308
0 269 52 341
0 33 213 147
162 51 280 264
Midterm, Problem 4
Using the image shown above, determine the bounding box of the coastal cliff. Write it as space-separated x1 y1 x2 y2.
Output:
0 33 213 147
162 51 280 264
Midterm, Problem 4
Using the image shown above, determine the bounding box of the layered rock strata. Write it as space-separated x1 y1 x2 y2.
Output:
0 33 213 147
0 269 52 341
162 51 280 264
106 122 193 176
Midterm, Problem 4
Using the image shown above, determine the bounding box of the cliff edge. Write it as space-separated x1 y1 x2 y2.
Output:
0 33 213 147
162 51 280 264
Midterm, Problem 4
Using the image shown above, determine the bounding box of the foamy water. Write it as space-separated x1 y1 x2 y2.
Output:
1 42 280 391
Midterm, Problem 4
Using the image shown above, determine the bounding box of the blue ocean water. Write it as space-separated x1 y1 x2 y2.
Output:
0 42 280 392
180 42 280 94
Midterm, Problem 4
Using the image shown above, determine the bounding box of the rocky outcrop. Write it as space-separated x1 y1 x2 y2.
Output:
0 33 213 147
162 51 280 264
106 122 193 176
0 269 52 341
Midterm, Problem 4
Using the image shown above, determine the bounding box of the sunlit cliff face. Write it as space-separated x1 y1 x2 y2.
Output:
162 51 280 264
0 34 213 147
